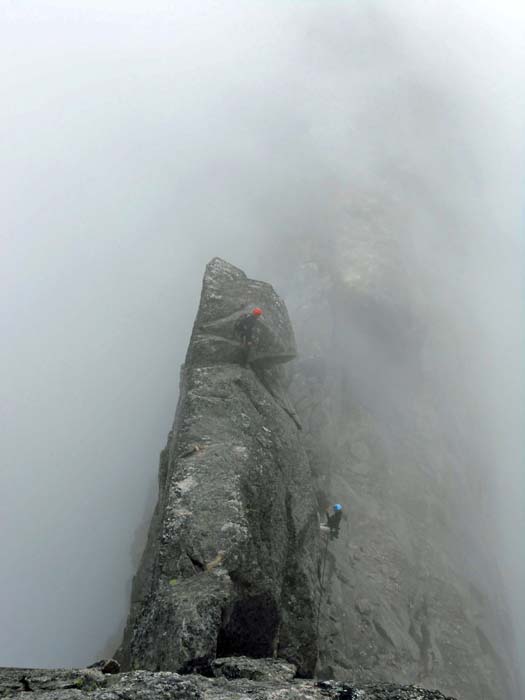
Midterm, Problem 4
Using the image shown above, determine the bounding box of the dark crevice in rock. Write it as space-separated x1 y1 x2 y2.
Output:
20 677 32 692
408 596 435 679
187 554 205 572
373 621 396 649
179 655 215 676
217 592 280 658
254 368 303 430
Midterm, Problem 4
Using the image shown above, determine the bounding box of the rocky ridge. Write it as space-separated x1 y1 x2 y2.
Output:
0 658 456 700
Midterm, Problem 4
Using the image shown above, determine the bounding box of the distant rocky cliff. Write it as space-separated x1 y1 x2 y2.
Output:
283 255 519 700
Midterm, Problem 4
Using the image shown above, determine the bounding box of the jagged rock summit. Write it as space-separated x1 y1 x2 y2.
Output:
0 259 459 699
117 258 320 675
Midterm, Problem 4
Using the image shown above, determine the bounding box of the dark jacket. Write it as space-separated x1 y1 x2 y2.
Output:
234 314 259 343
327 510 342 531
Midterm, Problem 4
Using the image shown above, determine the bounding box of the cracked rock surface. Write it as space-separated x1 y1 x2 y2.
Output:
0 660 456 700
116 258 320 675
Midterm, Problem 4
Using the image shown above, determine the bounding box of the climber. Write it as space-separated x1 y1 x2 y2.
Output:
326 503 343 540
234 307 263 365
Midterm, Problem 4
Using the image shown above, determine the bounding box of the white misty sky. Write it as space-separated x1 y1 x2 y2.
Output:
1 0 524 675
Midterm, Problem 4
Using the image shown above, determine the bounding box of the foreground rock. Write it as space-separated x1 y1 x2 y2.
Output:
117 259 320 675
0 661 456 699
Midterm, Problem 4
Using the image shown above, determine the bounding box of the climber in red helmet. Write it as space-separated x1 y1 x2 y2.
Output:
234 307 263 366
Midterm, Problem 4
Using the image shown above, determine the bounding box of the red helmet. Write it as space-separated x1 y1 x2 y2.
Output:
252 307 263 316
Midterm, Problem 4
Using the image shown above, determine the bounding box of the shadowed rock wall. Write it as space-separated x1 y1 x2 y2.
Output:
284 258 519 700
117 259 320 675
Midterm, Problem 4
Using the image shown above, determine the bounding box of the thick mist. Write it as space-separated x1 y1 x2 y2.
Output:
2 0 524 681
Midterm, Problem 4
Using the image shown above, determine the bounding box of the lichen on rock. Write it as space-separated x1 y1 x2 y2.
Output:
0 661 457 700
116 258 320 675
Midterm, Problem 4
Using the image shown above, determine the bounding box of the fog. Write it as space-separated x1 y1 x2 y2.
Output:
2 0 524 681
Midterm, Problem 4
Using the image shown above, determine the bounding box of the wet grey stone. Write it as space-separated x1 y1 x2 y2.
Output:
212 656 297 681
0 665 457 700
355 599 372 616
87 661 120 675
0 668 107 695
116 259 319 675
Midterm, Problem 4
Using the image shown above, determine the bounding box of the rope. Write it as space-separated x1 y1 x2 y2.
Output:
315 533 330 641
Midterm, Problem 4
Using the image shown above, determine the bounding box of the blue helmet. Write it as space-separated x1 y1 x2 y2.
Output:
333 504 343 511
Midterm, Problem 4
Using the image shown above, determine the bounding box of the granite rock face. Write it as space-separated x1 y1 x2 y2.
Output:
211 656 297 681
0 661 457 700
0 260 463 700
116 258 319 675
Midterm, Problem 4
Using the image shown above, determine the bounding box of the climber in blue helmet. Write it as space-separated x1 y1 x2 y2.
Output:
326 503 343 540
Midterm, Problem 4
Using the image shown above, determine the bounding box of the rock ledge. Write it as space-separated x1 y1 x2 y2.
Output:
0 660 457 700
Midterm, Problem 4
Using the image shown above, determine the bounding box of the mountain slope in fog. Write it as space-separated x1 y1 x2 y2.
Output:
283 228 520 699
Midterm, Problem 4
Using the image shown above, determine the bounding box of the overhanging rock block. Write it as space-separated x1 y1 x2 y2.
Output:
186 257 297 368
